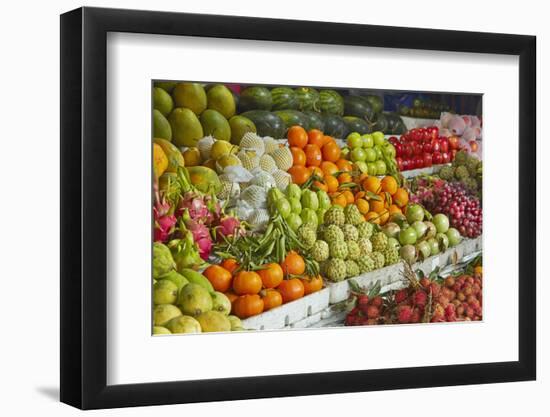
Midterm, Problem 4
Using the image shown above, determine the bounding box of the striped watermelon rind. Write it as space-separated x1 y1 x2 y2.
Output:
271 87 298 111
319 89 344 116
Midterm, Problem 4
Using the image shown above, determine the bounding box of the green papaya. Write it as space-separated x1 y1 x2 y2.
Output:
168 107 204 147
153 87 174 116
229 115 256 145
200 109 231 142
153 109 172 141
206 84 236 118
179 268 215 292
172 83 207 115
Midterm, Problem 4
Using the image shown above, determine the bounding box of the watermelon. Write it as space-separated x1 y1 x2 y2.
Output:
274 110 309 132
303 111 325 132
373 113 389 133
295 87 319 111
238 86 272 112
365 95 384 114
343 116 371 135
319 90 344 115
344 96 374 121
271 87 298 110
240 110 285 138
322 114 347 138
386 113 406 134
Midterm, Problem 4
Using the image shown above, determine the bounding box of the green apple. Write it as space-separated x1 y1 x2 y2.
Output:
372 131 385 146
350 147 367 162
364 148 377 162
346 132 363 148
375 160 387 175
367 162 378 176
361 134 374 148
374 145 383 160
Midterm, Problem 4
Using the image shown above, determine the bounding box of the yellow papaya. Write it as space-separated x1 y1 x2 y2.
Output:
154 138 185 173
153 143 168 177
186 166 221 194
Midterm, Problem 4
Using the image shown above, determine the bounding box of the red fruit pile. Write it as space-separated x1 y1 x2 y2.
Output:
415 180 482 238
390 126 461 171
344 271 483 326
345 294 385 326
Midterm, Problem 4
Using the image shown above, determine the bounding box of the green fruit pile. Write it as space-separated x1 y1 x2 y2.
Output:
437 150 482 197
312 206 401 283
344 131 398 176
152 242 244 335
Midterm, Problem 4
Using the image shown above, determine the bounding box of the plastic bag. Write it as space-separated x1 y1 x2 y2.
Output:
222 165 254 183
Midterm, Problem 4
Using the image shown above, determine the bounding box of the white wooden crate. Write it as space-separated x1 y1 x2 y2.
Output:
326 236 482 304
241 288 330 331
240 237 481 331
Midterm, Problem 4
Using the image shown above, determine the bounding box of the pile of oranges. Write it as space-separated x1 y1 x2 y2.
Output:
204 252 323 320
287 126 342 187
328 173 410 225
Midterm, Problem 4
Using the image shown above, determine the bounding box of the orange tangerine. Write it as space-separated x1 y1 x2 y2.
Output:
364 211 381 224
388 204 402 215
313 180 328 192
393 187 409 208
369 197 386 214
381 176 398 195
332 193 348 208
355 191 366 201
362 176 382 194
338 172 352 184
336 159 353 172
320 161 338 176
356 198 370 214
378 209 390 225
325 175 339 193
309 166 324 179
343 190 355 205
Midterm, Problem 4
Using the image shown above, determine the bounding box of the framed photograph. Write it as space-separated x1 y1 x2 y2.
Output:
60 6 536 410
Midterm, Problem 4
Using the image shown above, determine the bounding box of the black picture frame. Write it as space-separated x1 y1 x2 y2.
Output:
60 6 536 410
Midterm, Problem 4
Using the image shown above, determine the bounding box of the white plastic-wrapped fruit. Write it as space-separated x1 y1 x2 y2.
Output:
263 136 279 154
272 169 291 190
270 147 293 171
249 169 276 190
197 136 216 160
240 184 267 208
217 175 241 200
259 154 277 173
239 132 265 156
247 208 270 229
237 149 260 171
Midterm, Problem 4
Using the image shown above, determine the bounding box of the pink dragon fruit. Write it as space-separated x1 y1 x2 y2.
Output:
216 215 242 241
154 214 177 242
196 237 213 260
176 192 218 225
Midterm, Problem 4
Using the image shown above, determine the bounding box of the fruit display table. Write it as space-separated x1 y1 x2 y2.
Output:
241 236 481 331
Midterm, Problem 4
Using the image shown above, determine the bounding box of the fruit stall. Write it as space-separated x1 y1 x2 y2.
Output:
152 83 483 334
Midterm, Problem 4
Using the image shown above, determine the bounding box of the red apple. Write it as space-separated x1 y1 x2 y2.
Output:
432 151 443 165
441 152 451 163
423 152 433 167
439 137 449 153
396 157 404 171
